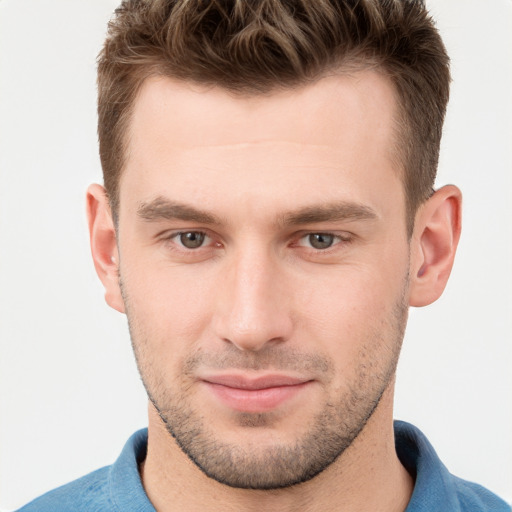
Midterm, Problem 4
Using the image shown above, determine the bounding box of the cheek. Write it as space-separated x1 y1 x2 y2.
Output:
120 257 217 354
295 260 408 356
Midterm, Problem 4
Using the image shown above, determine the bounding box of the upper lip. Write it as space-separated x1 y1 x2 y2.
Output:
201 374 312 390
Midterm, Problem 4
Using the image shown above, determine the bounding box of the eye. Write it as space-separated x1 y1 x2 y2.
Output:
297 232 350 250
306 233 335 250
176 231 208 249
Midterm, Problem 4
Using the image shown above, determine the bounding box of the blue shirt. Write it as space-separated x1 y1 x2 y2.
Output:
17 421 510 511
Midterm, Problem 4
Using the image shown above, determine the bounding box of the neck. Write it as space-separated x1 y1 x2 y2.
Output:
140 383 413 512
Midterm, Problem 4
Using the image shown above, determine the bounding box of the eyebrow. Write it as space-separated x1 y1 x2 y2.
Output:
137 197 221 224
280 201 378 226
137 197 378 226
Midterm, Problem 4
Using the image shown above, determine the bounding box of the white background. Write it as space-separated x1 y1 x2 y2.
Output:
0 1 511 509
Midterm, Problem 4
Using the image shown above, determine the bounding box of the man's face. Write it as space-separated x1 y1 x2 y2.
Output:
115 71 411 488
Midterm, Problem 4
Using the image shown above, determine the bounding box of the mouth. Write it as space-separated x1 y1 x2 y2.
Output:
200 374 314 413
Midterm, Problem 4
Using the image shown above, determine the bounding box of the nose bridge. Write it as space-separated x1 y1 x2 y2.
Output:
215 242 292 351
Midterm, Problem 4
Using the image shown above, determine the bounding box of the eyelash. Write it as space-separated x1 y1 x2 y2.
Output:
295 232 353 251
166 231 215 249
160 230 353 253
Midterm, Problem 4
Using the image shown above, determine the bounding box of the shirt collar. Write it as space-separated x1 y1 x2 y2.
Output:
395 420 461 511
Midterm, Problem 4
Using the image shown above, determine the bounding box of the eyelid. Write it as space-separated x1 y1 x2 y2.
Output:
297 231 351 243
159 229 216 249
293 231 355 253
157 228 353 252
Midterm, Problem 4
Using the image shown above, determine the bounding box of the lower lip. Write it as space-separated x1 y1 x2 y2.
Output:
204 382 311 413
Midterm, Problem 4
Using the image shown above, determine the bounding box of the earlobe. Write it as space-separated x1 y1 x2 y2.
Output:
86 184 125 313
409 185 462 307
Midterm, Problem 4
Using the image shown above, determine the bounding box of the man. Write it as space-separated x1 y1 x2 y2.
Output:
17 0 510 510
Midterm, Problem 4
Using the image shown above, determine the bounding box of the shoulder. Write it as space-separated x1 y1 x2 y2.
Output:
394 421 510 512
16 428 152 512
16 466 114 512
452 477 512 512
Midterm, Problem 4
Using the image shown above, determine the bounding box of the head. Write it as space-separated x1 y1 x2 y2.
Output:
89 0 461 491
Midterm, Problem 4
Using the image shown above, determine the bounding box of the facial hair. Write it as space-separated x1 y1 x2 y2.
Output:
123 278 409 490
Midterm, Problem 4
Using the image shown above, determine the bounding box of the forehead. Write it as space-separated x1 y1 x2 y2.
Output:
127 70 398 151
120 71 403 222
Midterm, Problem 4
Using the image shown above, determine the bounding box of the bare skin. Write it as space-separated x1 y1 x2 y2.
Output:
141 383 413 512
88 71 461 512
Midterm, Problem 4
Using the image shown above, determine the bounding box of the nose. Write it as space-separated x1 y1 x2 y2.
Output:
213 245 293 352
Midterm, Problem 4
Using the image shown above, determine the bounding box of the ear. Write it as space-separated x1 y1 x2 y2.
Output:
409 185 462 307
86 184 125 313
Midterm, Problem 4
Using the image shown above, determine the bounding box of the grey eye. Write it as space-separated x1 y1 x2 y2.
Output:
308 233 335 249
179 232 206 249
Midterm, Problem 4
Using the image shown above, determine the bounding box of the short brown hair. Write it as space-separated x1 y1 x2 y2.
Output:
97 0 450 231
